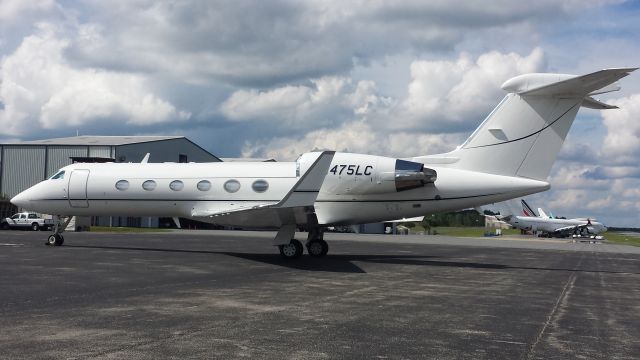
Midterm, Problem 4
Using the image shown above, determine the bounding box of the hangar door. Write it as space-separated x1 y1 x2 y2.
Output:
68 170 90 208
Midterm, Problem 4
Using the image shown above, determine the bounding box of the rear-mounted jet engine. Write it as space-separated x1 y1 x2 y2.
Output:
310 153 437 196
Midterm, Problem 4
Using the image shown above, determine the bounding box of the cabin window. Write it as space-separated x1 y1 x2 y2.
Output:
51 171 65 180
169 180 184 191
252 179 269 193
197 180 211 191
223 179 241 193
142 180 157 191
115 180 129 191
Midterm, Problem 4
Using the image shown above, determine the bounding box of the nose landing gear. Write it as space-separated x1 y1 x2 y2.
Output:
47 234 64 246
45 216 72 246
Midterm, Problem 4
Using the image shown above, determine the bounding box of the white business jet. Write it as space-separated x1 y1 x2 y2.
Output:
11 68 635 258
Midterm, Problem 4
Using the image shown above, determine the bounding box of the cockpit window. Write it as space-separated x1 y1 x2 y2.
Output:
51 171 65 180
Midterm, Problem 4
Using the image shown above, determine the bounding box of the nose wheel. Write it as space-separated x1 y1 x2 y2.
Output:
45 216 72 247
46 234 64 246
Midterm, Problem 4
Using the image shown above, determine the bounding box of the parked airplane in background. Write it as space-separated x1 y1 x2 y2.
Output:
11 68 635 258
500 199 608 238
521 199 539 217
519 199 556 219
520 199 560 220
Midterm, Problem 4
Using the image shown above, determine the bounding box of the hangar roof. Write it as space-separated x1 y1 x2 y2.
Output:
221 157 277 162
5 136 184 146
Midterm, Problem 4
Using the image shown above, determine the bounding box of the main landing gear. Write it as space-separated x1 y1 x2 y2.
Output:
46 216 72 246
279 239 304 259
277 228 329 259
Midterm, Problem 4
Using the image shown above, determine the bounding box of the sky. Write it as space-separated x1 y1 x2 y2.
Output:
0 0 639 227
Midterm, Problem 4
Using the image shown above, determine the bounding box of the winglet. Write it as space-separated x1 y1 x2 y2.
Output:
277 151 335 208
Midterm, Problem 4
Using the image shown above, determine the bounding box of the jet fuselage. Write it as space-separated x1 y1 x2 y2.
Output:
12 152 549 228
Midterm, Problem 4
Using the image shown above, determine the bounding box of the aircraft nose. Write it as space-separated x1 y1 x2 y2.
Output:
10 190 30 209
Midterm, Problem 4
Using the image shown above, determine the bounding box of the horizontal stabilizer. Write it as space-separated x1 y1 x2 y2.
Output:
582 96 618 110
520 68 637 97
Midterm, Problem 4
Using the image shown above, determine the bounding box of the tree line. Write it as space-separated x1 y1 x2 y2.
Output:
421 209 485 228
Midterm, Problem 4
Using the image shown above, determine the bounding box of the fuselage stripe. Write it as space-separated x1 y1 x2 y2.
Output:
37 192 506 203
464 102 579 149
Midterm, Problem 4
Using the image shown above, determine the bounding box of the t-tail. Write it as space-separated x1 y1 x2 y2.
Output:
414 68 637 181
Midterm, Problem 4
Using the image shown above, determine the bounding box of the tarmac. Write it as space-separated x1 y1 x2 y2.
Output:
1 229 639 359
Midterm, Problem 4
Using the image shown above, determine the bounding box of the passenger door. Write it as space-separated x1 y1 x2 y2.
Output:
68 170 90 208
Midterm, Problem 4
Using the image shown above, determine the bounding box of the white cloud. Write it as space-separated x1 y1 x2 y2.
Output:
601 94 640 164
221 77 393 131
0 26 190 136
235 48 546 159
395 48 546 130
241 120 465 161
0 0 54 22
60 1 585 87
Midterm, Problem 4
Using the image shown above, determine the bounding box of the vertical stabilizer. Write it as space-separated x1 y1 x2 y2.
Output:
521 199 538 217
537 208 549 218
415 68 636 181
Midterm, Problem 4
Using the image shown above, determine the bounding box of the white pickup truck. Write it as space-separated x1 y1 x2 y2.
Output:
1 212 55 231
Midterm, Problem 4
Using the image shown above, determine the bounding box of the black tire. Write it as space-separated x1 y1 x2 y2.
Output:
1 222 9 230
307 239 329 257
279 239 304 259
31 223 40 231
47 234 64 246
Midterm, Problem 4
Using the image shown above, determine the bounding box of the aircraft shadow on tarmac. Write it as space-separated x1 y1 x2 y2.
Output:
64 244 639 275
65 244 503 273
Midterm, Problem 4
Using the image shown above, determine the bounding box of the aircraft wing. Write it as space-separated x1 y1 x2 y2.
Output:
521 68 637 97
191 151 335 218
554 223 590 234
